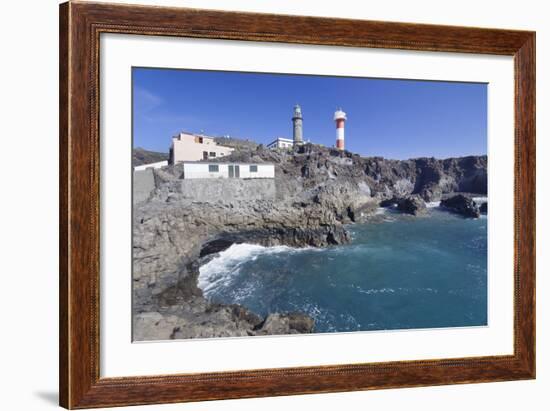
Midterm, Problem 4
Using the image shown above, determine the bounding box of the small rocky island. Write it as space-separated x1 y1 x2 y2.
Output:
133 144 487 341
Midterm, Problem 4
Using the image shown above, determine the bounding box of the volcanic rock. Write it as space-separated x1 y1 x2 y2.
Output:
480 202 488 214
132 143 488 341
441 194 481 218
397 195 428 215
255 313 315 335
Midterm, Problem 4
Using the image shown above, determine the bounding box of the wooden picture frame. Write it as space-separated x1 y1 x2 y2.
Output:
59 1 535 408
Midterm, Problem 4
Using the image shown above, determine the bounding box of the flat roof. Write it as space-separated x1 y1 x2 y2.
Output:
174 132 216 139
182 161 274 165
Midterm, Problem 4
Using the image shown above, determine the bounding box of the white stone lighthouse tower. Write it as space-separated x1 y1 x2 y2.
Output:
292 104 303 145
334 108 347 150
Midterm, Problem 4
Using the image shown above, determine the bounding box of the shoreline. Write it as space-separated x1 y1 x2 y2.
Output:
197 197 488 323
133 145 488 341
196 206 488 334
133 191 487 341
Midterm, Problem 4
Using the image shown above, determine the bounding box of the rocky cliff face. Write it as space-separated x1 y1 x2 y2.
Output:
133 144 487 341
205 143 486 210
133 196 347 341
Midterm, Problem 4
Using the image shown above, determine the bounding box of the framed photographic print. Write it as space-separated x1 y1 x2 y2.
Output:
59 1 535 408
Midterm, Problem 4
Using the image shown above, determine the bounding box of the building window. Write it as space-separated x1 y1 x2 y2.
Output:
250 165 258 173
209 152 216 158
195 136 204 144
208 165 219 172
220 153 225 156
203 151 208 160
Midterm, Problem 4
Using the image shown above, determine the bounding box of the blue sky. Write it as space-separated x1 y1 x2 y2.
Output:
133 67 487 160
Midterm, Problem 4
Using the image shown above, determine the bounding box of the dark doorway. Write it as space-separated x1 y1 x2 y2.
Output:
228 165 240 178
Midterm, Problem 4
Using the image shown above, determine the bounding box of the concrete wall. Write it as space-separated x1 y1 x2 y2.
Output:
134 160 168 171
133 169 156 204
172 133 234 162
133 164 276 205
183 163 275 179
177 178 276 202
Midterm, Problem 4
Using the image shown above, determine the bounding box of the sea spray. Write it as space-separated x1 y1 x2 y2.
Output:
199 243 316 295
426 201 441 208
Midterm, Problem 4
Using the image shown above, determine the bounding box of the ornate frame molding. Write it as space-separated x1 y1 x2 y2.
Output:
59 1 535 408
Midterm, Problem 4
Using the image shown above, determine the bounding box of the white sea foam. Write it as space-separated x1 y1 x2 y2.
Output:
473 196 488 203
426 201 441 208
373 207 397 222
354 285 396 295
198 243 311 294
363 287 396 295
353 285 439 295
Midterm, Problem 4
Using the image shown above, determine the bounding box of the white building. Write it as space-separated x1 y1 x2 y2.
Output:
170 132 234 163
266 137 294 150
133 160 168 171
182 162 275 179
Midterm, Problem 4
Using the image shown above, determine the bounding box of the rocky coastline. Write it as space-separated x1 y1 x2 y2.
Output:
133 144 487 341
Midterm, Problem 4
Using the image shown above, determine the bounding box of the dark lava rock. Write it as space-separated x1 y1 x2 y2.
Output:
199 238 235 257
254 312 315 335
441 194 480 218
397 195 427 216
418 183 443 202
229 304 264 328
287 312 315 333
479 202 487 214
133 144 488 341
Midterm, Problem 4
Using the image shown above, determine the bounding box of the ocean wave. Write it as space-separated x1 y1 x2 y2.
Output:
372 208 399 223
353 285 439 295
198 243 313 294
426 201 441 208
473 196 488 203
356 287 396 295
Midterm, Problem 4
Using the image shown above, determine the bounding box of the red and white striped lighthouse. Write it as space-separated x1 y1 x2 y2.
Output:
334 109 347 150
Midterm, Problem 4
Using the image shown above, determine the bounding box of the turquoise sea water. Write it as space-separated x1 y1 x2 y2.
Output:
198 207 487 333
